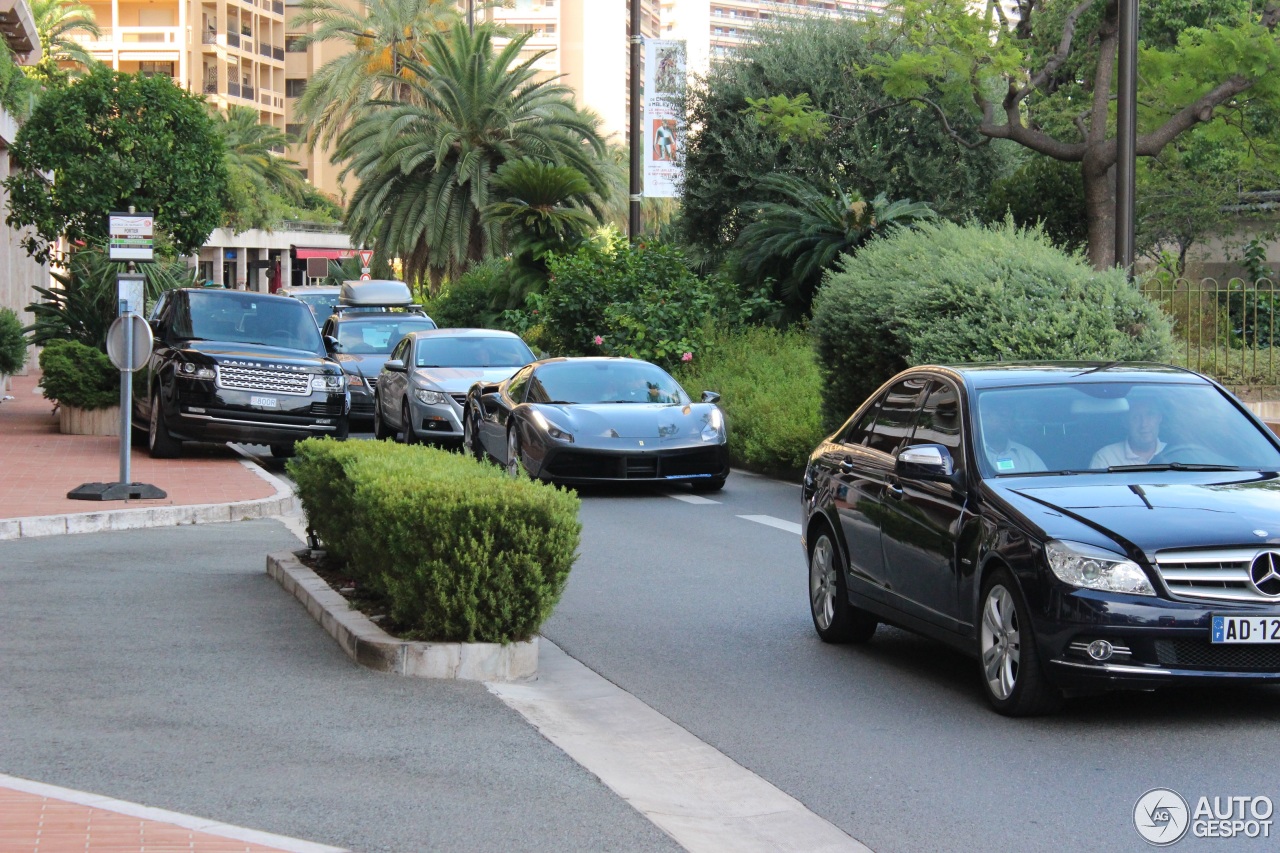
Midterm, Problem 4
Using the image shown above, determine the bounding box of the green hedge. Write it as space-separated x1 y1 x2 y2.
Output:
289 439 581 643
811 220 1175 429
0 308 26 375
38 339 118 410
676 325 825 477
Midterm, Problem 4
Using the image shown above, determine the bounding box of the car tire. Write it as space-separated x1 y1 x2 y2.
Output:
463 405 484 461
691 476 726 493
978 568 1063 717
147 391 182 459
808 526 877 644
269 443 296 459
372 393 393 440
401 400 417 445
506 425 527 479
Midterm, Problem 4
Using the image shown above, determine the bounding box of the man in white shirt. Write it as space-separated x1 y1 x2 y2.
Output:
980 395 1047 474
1090 397 1166 469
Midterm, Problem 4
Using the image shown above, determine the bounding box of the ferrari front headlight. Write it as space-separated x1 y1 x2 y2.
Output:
531 409 574 442
701 408 725 442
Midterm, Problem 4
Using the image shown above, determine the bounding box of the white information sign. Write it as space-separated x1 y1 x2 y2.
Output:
117 272 145 316
643 39 686 199
109 212 155 262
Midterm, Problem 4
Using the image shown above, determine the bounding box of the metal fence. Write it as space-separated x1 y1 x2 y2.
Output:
1139 276 1280 393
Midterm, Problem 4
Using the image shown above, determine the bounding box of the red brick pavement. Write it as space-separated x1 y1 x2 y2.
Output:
0 372 277 520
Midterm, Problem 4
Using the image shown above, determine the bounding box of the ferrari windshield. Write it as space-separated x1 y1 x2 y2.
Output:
414 336 535 368
974 382 1280 476
529 360 688 405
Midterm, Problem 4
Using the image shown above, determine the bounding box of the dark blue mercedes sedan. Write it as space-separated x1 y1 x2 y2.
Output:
800 362 1280 715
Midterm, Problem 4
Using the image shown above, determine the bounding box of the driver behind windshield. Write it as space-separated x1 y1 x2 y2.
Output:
1090 396 1166 468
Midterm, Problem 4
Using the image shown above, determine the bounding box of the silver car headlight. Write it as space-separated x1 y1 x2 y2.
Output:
311 373 345 392
1044 540 1155 596
531 409 574 442
414 388 448 405
701 408 724 442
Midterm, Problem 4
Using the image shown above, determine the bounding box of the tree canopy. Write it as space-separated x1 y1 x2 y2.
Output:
866 0 1280 268
679 15 1011 266
4 66 227 261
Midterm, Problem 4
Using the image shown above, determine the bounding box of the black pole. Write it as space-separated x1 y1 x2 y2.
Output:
467 0 474 34
1115 0 1137 276
629 0 642 242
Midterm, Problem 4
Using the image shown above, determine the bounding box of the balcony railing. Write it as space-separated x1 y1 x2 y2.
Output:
272 1 284 13
227 31 240 47
202 30 217 44
203 81 217 94
242 85 256 100
260 92 272 105
273 46 284 60
258 42 271 57
69 27 182 50
228 81 241 96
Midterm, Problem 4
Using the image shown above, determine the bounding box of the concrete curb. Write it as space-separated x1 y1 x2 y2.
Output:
266 550 539 681
0 460 299 541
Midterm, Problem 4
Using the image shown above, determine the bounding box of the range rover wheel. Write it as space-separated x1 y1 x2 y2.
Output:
808 527 876 643
978 568 1062 717
372 393 393 440
148 392 182 459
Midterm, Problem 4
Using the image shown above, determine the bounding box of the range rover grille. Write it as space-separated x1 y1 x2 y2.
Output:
217 364 312 396
1153 548 1280 604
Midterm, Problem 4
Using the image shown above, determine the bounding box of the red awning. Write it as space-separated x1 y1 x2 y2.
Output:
293 247 356 260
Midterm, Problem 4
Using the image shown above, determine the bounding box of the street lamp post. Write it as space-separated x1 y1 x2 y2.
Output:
1115 0 1138 275
629 0 642 242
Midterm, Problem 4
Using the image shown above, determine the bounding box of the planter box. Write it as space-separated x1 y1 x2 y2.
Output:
59 405 121 436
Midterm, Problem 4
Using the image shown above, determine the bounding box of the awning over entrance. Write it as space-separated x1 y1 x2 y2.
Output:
293 247 355 260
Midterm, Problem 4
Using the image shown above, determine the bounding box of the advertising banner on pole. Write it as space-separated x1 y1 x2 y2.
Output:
643 39 686 199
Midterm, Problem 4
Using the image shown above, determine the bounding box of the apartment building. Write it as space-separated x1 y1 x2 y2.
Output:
0 0 46 376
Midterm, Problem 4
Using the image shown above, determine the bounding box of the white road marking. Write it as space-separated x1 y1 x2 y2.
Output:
489 640 870 853
664 492 720 505
737 515 802 535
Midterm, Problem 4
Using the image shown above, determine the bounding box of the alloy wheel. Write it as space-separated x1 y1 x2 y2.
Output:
506 428 521 478
980 584 1020 701
809 535 838 631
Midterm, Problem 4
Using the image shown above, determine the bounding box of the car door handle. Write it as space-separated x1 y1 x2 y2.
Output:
887 483 904 500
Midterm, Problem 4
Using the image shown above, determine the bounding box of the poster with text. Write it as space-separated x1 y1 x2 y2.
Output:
644 39 686 198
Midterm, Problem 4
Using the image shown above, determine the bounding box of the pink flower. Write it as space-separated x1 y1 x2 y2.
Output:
594 335 604 346
681 352 693 362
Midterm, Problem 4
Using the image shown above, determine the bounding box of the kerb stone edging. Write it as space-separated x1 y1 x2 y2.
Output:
266 550 538 681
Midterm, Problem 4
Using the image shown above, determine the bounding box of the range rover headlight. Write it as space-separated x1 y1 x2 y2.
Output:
701 408 725 442
178 362 215 381
311 373 345 392
414 389 448 405
1045 540 1155 596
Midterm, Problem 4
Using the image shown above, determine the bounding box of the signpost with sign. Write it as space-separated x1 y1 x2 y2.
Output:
108 212 155 262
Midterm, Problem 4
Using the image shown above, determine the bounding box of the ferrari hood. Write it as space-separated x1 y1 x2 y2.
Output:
1005 475 1280 553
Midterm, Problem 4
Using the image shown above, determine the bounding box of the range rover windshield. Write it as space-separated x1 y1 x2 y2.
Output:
176 292 324 353
974 382 1280 476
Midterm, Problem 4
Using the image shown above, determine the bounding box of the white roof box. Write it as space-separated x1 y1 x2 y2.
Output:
339 280 413 306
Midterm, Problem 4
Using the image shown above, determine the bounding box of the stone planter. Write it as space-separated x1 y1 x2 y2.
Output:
58 404 121 436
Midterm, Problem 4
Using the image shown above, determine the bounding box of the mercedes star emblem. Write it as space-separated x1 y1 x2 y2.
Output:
1248 551 1280 597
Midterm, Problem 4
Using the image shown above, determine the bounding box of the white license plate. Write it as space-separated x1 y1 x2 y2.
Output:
1211 615 1280 644
250 395 279 409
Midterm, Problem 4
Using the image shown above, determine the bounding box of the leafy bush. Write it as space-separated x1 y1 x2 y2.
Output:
542 241 734 369
812 221 1175 429
675 325 825 477
289 439 581 643
0 308 26 375
424 260 517 329
38 340 119 410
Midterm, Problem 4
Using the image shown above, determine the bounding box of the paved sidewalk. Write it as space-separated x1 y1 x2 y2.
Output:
0 372 293 539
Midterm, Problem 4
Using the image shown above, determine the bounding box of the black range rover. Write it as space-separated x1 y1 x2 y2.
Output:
137 288 349 458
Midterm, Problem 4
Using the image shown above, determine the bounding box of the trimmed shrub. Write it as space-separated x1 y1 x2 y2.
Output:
0 308 26 375
542 241 733 370
289 439 580 643
675 325 824 477
811 221 1175 428
38 339 118 410
424 259 516 329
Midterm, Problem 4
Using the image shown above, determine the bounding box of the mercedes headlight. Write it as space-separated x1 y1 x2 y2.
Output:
414 388 448 405
531 409 574 442
311 373 345 392
1045 540 1155 596
701 408 725 442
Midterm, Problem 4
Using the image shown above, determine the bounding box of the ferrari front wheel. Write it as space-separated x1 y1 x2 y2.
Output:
506 426 527 479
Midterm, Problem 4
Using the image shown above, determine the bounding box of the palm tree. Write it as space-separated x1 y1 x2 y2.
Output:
289 0 458 151
25 0 100 84
338 21 610 293
212 106 311 231
484 157 601 307
731 174 936 321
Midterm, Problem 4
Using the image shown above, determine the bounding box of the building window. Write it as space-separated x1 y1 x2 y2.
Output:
285 34 306 52
286 123 304 140
285 78 306 98
139 61 174 78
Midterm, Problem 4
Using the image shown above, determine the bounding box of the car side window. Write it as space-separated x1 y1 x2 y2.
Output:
838 400 881 447
908 380 965 469
865 377 928 455
507 367 532 403
391 338 409 363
